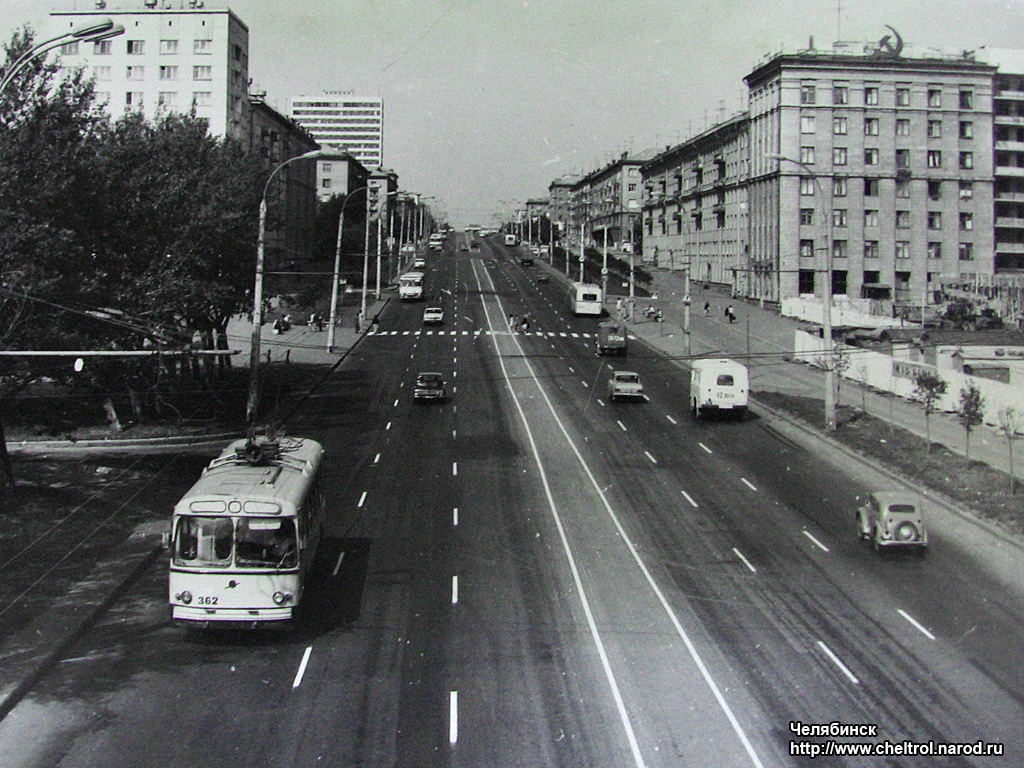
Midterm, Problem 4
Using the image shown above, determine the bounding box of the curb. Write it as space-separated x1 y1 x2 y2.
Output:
7 432 243 456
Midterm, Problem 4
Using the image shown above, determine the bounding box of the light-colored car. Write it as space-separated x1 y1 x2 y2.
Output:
413 258 426 269
413 372 446 402
607 371 645 402
422 306 444 325
856 491 929 554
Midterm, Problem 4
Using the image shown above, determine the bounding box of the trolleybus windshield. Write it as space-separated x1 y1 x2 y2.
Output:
174 517 298 569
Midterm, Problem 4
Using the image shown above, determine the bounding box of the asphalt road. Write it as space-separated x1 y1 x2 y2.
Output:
2 233 1022 767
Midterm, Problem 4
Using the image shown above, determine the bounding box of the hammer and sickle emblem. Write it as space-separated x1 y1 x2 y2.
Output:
876 25 904 58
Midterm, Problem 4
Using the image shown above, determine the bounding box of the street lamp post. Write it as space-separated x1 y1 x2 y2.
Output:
327 184 368 352
0 19 125 94
246 148 324 426
770 153 836 431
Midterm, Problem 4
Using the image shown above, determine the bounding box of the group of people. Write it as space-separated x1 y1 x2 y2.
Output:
508 313 532 332
272 311 329 334
701 301 736 324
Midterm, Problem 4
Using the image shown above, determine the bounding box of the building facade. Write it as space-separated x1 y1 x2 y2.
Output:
745 45 996 307
51 0 250 140
547 176 578 241
570 152 650 254
289 92 384 169
315 150 370 203
641 113 749 287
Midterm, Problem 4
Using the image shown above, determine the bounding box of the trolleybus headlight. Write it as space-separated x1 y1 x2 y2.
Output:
272 591 293 605
176 590 193 605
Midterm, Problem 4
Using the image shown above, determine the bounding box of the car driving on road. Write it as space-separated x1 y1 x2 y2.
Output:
607 371 645 402
856 491 929 554
413 372 446 403
422 306 444 325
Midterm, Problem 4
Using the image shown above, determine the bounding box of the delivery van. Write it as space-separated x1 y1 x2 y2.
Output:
689 359 748 420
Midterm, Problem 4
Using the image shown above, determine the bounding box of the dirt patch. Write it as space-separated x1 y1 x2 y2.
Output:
754 391 1024 537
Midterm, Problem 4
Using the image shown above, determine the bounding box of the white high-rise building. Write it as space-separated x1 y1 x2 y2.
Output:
49 0 250 140
289 92 384 167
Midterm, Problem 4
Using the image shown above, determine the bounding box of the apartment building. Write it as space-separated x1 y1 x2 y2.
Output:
51 0 250 140
289 92 384 169
641 113 749 287
315 150 370 203
570 152 651 253
745 44 996 306
547 176 578 238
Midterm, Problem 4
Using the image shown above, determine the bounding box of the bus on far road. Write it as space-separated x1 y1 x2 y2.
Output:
399 271 424 300
504 233 517 246
569 282 603 316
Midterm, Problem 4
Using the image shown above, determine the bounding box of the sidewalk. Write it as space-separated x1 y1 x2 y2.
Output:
613 269 1024 485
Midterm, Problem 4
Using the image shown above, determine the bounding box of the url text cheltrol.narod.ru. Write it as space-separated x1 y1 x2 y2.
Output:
789 721 1004 759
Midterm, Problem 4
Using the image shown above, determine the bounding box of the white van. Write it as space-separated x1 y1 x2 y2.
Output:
689 359 748 420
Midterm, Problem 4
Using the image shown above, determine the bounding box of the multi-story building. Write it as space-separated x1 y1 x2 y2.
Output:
641 113 749 286
288 92 384 171
745 43 996 307
570 152 651 254
51 0 250 140
547 176 578 240
315 150 370 203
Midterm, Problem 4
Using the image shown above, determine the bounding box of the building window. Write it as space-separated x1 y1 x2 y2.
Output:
832 178 847 196
896 179 910 198
896 119 910 136
193 65 212 80
158 92 178 107
160 39 179 54
928 211 942 229
832 240 848 259
896 210 911 228
928 242 943 259
928 180 942 200
800 146 815 164
864 209 878 227
628 183 637 192
896 87 911 106
864 117 879 136
959 151 974 169
191 91 211 107
833 147 848 165
927 120 942 138
60 41 79 56
959 242 974 260
801 114 816 133
959 181 974 199
800 208 814 225
92 66 111 81
895 241 911 259
864 148 879 165
833 85 848 104
960 212 974 230
321 179 331 189
864 179 879 197
928 88 942 107
159 66 178 80
126 66 144 80
800 239 815 258
959 90 974 109
125 91 143 107
864 240 879 259
800 177 815 195
833 209 847 227
194 39 212 54
799 269 816 294
94 40 111 55
833 116 848 135
801 85 816 104
960 121 974 139
865 86 879 105
896 149 910 169
127 40 145 55
927 150 942 168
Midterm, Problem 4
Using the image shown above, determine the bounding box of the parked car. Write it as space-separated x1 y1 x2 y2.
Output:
422 306 444 325
856 491 929 554
607 371 645 402
413 258 426 269
536 274 550 284
413 372 446 403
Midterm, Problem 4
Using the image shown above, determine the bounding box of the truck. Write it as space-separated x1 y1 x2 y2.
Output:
689 359 748 420
596 321 627 356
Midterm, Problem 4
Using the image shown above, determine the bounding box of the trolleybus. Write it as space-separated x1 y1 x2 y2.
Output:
168 436 326 627
569 281 603 316
399 271 424 300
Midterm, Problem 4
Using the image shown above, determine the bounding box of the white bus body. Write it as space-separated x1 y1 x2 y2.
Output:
689 359 749 419
569 282 603 316
504 233 516 246
168 437 325 626
399 271 424 300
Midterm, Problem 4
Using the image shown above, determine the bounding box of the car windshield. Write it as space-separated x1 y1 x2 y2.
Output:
888 503 918 515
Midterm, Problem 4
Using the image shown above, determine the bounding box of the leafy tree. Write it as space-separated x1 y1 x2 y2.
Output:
912 371 947 454
997 406 1022 495
955 384 985 458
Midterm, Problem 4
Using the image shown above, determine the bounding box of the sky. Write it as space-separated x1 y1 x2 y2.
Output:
3 0 1024 226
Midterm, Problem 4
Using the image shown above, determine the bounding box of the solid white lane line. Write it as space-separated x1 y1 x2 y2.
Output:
617 420 627 431
897 609 936 640
666 414 678 425
816 640 860 685
681 490 699 508
331 551 345 577
644 450 658 464
698 442 713 454
802 530 830 552
451 575 459 604
357 491 367 507
292 646 313 688
741 477 758 492
449 691 459 744
732 547 757 573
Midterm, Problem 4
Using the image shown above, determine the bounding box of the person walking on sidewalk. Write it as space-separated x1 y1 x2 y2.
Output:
703 300 711 316
726 304 736 324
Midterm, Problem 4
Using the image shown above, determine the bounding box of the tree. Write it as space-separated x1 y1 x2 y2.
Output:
955 383 985 458
997 406 1022 495
912 371 947 454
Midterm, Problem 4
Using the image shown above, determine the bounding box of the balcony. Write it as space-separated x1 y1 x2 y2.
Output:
994 114 1024 126
995 165 1024 177
996 216 1024 229
996 241 1024 254
995 140 1024 152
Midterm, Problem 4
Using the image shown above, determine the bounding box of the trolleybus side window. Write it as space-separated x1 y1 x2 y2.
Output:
175 517 232 566
236 518 297 568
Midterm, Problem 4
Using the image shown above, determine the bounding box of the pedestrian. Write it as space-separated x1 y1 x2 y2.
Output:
371 315 380 333
521 316 530 332
727 304 735 324
703 301 711 316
